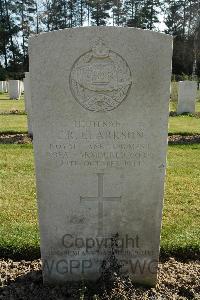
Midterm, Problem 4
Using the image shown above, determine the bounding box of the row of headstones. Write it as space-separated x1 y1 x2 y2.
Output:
23 77 197 140
1 77 32 136
0 81 8 93
1 78 197 138
0 80 24 99
23 73 32 136
1 79 197 116
176 81 197 114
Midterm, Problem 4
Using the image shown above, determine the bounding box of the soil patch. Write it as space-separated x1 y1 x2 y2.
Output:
0 258 199 299
168 135 200 144
0 134 32 144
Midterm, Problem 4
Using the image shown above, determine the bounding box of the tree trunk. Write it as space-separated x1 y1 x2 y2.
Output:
87 1 90 25
4 0 16 69
182 0 186 37
96 2 99 26
63 0 67 28
70 0 73 27
131 0 134 19
0 0 8 69
80 0 83 26
21 0 26 66
187 0 192 38
150 0 154 30
36 1 39 33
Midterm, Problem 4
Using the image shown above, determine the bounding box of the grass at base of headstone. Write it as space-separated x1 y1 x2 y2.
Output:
168 115 200 135
169 100 200 112
0 144 199 260
0 99 25 114
0 114 199 136
0 144 39 259
170 81 200 102
0 93 10 101
161 143 200 259
0 115 28 133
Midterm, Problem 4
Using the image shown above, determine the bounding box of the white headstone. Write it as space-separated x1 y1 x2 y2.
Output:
24 73 33 136
29 27 172 286
3 81 8 93
20 81 24 93
0 81 3 92
177 81 197 114
8 80 21 99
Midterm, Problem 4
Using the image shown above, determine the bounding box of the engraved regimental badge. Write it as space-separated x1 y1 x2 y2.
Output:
69 39 132 112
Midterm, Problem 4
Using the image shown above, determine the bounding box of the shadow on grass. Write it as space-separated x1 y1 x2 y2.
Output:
0 133 32 144
168 131 200 136
0 111 26 115
0 246 40 261
0 245 199 262
168 135 200 144
160 246 200 262
0 130 28 135
169 111 200 118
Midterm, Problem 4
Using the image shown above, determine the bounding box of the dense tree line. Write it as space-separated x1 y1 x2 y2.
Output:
0 0 199 79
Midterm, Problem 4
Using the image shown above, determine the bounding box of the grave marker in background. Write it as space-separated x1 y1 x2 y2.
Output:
8 80 21 99
177 81 197 114
3 81 8 93
20 81 24 93
24 72 33 136
29 27 173 286
0 81 3 93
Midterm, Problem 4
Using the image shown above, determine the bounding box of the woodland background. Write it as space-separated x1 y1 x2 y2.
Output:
0 0 200 80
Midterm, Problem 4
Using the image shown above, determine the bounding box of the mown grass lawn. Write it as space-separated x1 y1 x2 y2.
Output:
0 114 199 135
169 115 200 135
0 144 199 259
1 92 200 114
162 144 200 257
0 144 39 258
0 93 199 135
0 93 10 101
0 93 24 112
0 99 25 114
0 115 27 133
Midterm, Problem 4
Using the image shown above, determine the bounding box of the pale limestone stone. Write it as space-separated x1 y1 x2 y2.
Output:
20 81 24 93
8 80 21 99
177 81 197 114
170 81 178 101
29 27 173 286
3 81 8 92
0 81 3 92
24 72 33 136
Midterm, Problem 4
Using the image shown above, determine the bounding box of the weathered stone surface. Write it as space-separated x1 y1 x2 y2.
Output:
24 72 33 136
0 81 4 92
3 81 8 92
0 81 8 93
177 81 197 114
8 80 21 99
20 81 24 93
29 27 172 286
